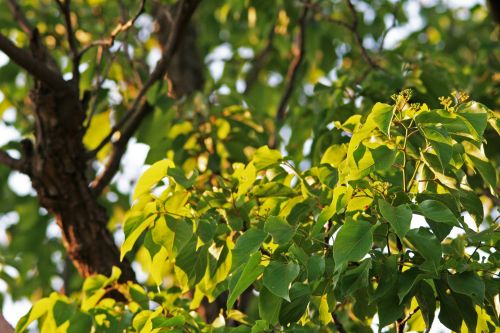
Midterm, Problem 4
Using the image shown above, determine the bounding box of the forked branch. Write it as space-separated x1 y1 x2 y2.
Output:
90 0 202 194
0 33 68 91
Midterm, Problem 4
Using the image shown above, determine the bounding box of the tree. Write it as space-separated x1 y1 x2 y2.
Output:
0 0 498 332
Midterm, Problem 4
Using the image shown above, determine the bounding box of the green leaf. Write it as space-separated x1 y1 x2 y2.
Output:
378 200 412 240
263 261 300 301
418 200 459 227
366 102 393 136
17 296 54 332
435 279 478 332
397 268 421 303
307 255 325 281
53 300 75 326
467 154 498 188
121 215 155 260
231 229 267 271
333 220 373 271
320 144 347 167
415 280 436 331
447 271 485 304
167 167 198 188
264 216 295 245
258 287 282 325
175 241 209 286
227 252 264 309
133 159 174 200
253 146 282 171
278 283 311 325
405 228 442 276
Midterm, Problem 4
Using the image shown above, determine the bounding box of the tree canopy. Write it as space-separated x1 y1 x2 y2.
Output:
0 0 498 332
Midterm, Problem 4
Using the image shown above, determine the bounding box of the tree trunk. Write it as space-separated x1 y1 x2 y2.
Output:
27 85 135 282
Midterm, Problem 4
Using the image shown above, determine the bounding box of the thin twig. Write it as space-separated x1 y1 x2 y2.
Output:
345 0 379 69
378 3 398 52
77 0 147 59
55 0 80 82
307 0 379 69
84 48 121 130
0 150 28 173
276 2 309 122
397 306 420 333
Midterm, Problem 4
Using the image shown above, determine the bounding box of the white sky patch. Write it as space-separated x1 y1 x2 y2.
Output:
8 172 34 196
115 139 150 195
147 47 162 71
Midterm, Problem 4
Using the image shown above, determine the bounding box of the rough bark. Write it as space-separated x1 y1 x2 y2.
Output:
27 84 135 282
155 1 204 97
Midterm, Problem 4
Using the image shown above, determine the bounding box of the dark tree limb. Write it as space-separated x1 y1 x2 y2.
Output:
55 0 80 82
0 33 68 91
276 2 309 122
89 0 202 192
244 20 276 94
0 149 28 173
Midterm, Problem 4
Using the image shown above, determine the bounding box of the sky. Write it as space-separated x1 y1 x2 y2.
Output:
0 0 489 330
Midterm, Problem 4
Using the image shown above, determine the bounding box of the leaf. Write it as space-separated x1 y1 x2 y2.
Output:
447 271 485 304
278 283 311 325
133 159 174 200
366 102 394 136
167 167 198 188
16 297 54 332
405 228 442 276
175 241 209 286
378 200 412 240
320 144 347 167
263 261 300 301
253 146 282 171
231 228 267 271
418 200 459 227
435 279 478 332
264 216 295 245
227 252 264 309
121 215 156 260
415 280 436 331
333 220 373 270
307 255 325 281
258 287 282 325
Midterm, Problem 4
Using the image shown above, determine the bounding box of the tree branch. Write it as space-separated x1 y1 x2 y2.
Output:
396 306 420 333
244 20 276 94
77 0 147 59
90 102 153 194
307 0 379 69
0 314 14 333
0 149 28 173
0 33 68 91
6 0 33 34
332 312 346 333
89 0 201 193
55 0 80 82
276 3 309 122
